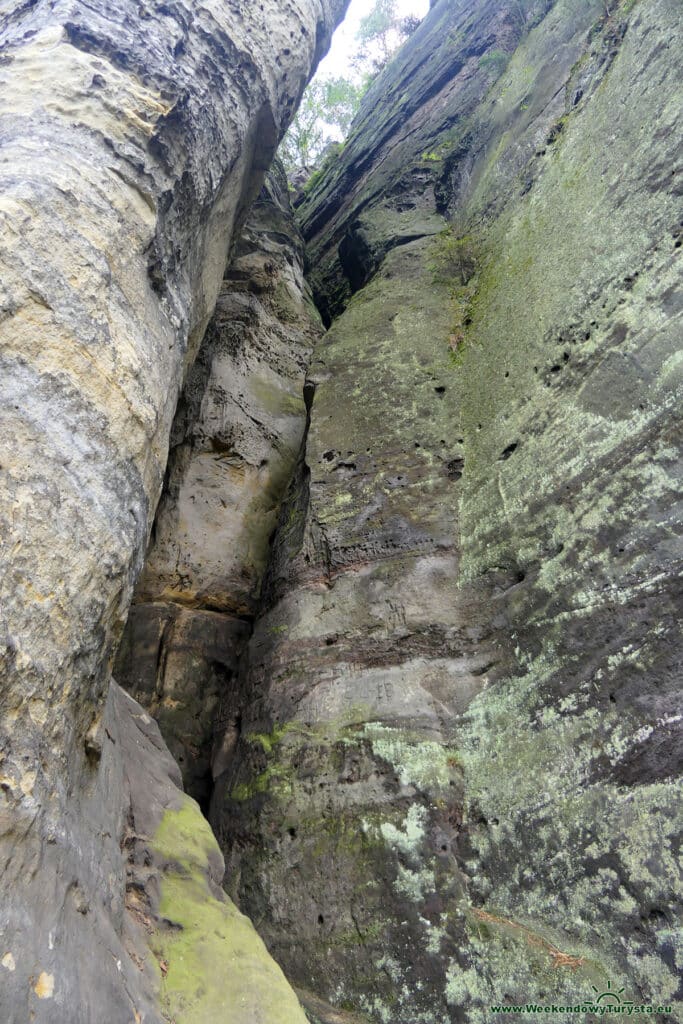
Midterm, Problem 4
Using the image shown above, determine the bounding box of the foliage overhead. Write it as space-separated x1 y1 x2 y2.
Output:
279 77 367 173
279 0 423 174
355 0 422 75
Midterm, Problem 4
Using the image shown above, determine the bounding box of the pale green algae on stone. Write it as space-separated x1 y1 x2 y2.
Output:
446 0 683 1012
149 797 309 1024
207 0 682 1018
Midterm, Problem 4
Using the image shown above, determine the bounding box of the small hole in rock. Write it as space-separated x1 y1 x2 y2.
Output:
499 442 518 461
446 458 464 481
318 914 324 925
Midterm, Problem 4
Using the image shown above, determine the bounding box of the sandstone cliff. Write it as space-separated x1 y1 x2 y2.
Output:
0 1 346 1021
115 160 323 811
211 0 682 1021
1 0 680 1022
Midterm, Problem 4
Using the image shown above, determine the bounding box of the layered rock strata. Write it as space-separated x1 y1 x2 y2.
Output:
115 162 323 809
0 1 345 1020
212 0 683 1021
214 233 495 1024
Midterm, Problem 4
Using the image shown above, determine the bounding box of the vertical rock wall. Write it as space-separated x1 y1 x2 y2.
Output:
211 0 682 1021
214 233 497 1024
0 1 346 1021
115 162 324 809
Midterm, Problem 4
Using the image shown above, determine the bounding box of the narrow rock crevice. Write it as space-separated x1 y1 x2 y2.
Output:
0 1 348 1020
204 1 683 1021
115 160 325 812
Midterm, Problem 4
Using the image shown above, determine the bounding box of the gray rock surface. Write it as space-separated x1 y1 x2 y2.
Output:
0 678 309 1023
212 0 683 1020
0 1 345 1020
115 162 324 808
1 0 680 1020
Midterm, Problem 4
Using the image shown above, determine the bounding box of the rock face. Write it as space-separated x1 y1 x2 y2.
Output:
2 0 680 1021
0 1 345 1021
210 0 682 1021
215 236 491 1024
115 161 323 809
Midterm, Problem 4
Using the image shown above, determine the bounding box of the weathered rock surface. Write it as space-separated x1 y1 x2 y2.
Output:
214 232 493 1024
1 675 310 1024
115 678 309 1024
298 0 524 324
212 0 683 1021
2 0 680 1019
0 1 345 1020
115 162 323 808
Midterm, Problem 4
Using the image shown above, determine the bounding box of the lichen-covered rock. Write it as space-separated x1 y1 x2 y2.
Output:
212 0 682 1020
450 0 682 1014
114 162 324 806
212 235 495 1023
0 1 345 1020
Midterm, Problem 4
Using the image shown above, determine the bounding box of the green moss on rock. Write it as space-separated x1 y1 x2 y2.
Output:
149 798 308 1024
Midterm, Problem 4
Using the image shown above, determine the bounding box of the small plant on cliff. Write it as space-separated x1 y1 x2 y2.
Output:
430 226 479 287
478 49 511 78
430 224 482 363
301 142 344 195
